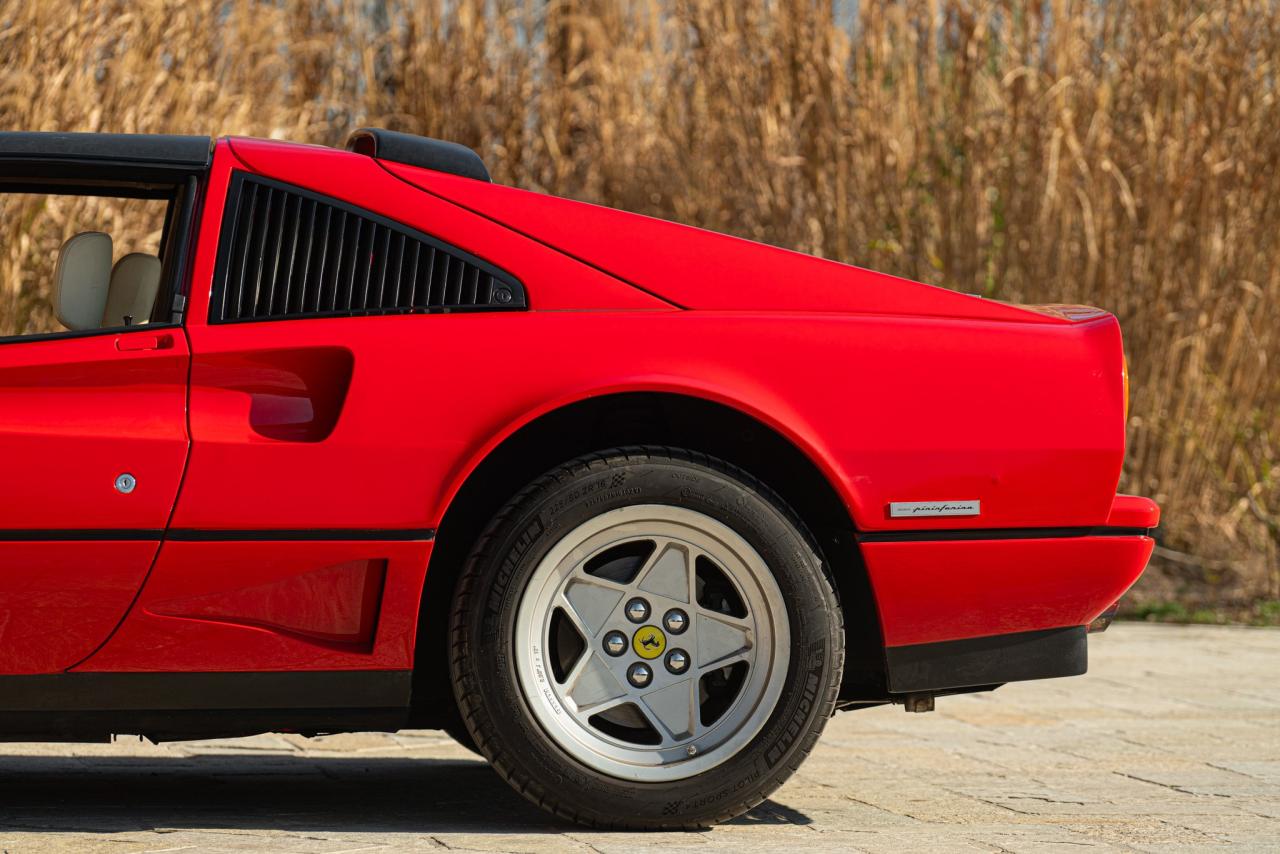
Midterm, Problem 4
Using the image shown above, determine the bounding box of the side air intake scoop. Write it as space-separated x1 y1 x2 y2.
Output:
345 128 490 182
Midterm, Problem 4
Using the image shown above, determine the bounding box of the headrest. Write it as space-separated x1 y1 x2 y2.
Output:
54 231 112 331
103 252 162 327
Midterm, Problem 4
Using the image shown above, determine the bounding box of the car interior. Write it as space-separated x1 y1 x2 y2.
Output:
1 133 210 339
0 188 184 339
53 230 162 330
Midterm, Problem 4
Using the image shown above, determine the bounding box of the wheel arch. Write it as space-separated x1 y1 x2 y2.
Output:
408 389 887 727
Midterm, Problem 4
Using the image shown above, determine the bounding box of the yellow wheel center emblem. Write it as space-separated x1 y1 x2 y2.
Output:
632 626 666 659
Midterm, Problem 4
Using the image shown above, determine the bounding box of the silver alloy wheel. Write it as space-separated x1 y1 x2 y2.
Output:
514 504 790 782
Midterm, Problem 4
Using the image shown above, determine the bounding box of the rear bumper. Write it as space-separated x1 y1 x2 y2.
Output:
863 494 1158 692
863 530 1154 648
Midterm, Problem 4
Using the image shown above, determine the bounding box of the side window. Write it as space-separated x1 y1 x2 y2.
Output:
0 189 176 340
211 172 526 323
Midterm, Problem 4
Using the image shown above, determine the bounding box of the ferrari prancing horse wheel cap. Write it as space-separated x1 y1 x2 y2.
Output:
632 625 666 659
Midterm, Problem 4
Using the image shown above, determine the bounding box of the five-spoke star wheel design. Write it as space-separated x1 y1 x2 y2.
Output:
515 505 790 782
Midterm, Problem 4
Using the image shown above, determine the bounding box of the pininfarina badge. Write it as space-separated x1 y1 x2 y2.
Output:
888 500 981 518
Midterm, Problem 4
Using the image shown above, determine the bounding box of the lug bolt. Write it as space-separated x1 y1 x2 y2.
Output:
625 597 650 624
627 662 653 688
603 630 628 657
663 608 689 634
665 648 690 674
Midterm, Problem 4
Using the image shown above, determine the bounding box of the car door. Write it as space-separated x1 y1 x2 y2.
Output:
0 326 190 673
73 138 511 675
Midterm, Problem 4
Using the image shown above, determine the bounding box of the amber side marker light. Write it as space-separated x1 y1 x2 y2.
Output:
1122 355 1130 424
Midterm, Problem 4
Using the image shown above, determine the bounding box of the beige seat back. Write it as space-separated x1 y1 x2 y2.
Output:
103 252 161 327
53 232 113 331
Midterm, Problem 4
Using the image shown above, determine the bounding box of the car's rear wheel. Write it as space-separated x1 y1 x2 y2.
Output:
439 709 481 755
449 447 843 828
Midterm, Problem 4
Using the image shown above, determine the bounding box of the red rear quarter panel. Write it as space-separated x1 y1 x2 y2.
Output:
171 312 1127 536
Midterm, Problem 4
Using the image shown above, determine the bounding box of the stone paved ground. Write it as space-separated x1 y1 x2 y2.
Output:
0 623 1276 853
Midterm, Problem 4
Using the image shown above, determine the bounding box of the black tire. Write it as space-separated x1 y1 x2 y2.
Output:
439 708 482 756
449 447 844 829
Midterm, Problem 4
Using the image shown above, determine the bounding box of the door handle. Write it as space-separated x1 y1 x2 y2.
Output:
115 333 175 352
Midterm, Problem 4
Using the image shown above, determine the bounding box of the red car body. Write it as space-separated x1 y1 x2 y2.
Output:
0 131 1156 740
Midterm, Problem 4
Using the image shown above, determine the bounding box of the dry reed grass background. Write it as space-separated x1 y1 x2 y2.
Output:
1 0 1277 617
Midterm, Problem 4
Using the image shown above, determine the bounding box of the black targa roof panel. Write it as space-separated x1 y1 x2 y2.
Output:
0 132 213 169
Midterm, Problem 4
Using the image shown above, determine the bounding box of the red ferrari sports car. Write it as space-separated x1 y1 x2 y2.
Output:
0 129 1157 828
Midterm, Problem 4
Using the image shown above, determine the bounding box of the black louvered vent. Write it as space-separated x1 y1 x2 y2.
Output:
213 174 526 323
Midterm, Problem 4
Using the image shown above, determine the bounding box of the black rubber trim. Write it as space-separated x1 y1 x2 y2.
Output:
165 528 435 542
0 132 212 168
857 525 1150 543
0 528 433 542
0 670 411 712
885 626 1087 693
159 174 203 321
0 179 177 198
346 128 490 182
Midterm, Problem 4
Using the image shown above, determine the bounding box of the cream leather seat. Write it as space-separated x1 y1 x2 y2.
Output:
53 231 113 331
103 252 161 327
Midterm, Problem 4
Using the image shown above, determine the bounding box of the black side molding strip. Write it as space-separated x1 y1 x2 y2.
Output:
886 626 1087 694
0 528 434 542
166 528 436 542
0 670 411 713
857 525 1150 544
